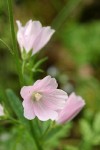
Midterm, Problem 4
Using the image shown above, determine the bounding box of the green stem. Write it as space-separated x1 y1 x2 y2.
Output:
42 121 55 139
8 116 20 124
7 0 23 86
0 39 14 54
22 60 26 76
29 121 43 150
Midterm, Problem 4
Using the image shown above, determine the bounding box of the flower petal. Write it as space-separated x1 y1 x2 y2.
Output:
16 21 25 51
33 101 58 121
33 27 55 54
24 21 42 51
24 20 33 36
16 20 22 29
22 100 35 120
33 75 58 92
56 92 85 124
27 21 42 39
42 89 68 110
20 86 33 99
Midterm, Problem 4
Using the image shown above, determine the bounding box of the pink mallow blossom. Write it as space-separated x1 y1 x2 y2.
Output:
16 20 55 55
0 104 4 116
20 76 68 121
56 92 85 124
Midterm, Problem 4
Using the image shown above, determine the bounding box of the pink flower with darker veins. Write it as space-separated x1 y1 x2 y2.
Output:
56 92 85 124
20 76 68 121
16 20 55 56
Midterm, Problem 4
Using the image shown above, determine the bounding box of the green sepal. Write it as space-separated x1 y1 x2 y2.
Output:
32 57 48 72
21 49 33 60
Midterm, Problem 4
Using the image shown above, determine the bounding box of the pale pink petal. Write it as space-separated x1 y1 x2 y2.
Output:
16 20 32 52
16 20 22 29
22 100 35 120
56 92 85 124
20 76 58 99
33 27 55 54
33 75 58 92
0 104 4 116
16 20 32 51
24 21 42 51
20 86 33 99
33 101 58 121
42 89 68 110
28 21 42 39
24 20 33 35
16 21 25 51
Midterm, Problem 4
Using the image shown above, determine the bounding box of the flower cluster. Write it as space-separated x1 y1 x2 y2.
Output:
17 20 85 124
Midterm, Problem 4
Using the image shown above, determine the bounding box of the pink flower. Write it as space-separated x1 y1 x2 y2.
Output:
16 20 55 56
20 76 68 121
56 93 85 124
0 104 4 116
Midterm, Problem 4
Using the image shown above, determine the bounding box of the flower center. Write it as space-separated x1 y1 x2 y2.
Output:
32 92 42 101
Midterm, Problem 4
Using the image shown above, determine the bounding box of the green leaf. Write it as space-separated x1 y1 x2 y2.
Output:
79 119 93 143
64 145 79 150
93 135 100 145
93 112 100 133
32 57 48 71
44 123 72 150
6 89 41 150
6 89 28 127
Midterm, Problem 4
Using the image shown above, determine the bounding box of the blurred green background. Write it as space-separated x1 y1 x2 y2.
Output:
0 0 100 150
